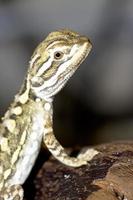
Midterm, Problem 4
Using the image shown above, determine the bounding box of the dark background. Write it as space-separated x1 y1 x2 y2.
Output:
0 0 133 147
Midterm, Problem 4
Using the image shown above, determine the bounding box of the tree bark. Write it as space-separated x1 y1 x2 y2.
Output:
26 142 133 200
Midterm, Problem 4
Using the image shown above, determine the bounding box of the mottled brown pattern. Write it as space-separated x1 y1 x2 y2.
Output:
34 142 133 200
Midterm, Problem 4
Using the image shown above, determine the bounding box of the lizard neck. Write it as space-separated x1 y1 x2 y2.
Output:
18 74 53 104
11 73 52 109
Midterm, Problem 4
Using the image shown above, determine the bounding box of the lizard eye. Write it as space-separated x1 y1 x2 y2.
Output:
54 51 64 60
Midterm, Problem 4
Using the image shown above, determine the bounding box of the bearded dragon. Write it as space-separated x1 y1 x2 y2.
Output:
0 29 98 199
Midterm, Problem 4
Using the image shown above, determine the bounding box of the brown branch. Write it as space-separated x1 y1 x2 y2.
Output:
26 142 133 200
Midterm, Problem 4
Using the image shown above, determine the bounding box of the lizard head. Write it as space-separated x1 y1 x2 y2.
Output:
29 29 92 100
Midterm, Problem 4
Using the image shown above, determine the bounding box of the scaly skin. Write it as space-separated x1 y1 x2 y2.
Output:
0 29 98 199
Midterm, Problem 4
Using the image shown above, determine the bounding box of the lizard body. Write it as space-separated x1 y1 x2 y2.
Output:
0 29 98 199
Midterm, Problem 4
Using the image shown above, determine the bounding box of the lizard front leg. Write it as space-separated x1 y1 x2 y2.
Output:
0 185 23 200
43 108 98 167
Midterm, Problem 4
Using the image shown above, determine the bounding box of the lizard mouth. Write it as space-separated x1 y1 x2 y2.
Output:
52 40 92 95
62 39 92 78
31 36 92 99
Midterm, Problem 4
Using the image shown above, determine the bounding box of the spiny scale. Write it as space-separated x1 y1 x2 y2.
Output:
0 29 98 199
